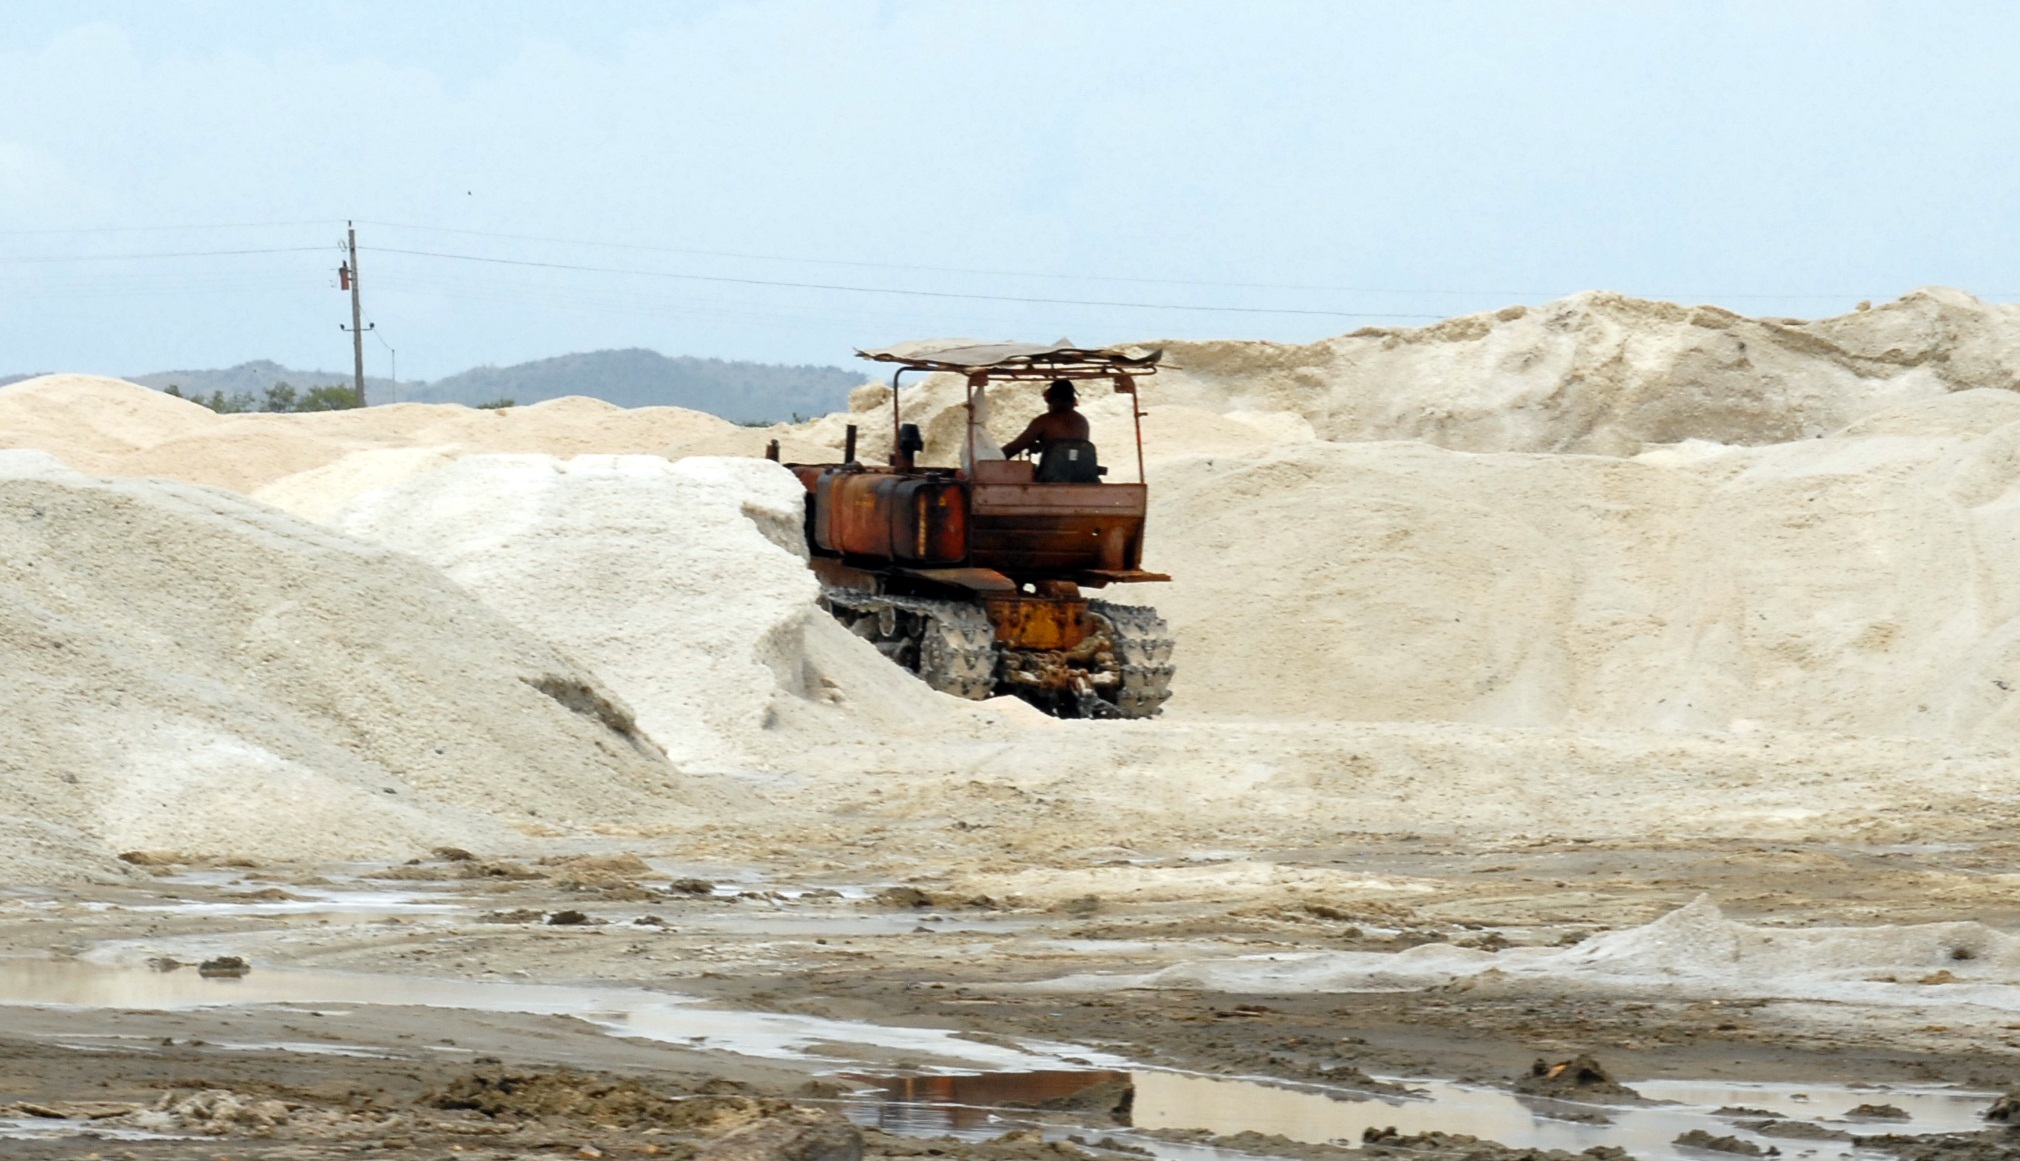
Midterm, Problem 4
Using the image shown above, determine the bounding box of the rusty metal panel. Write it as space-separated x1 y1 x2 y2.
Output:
968 460 1035 485
814 471 884 556
970 483 1145 517
1080 568 1171 585
984 595 1091 652
967 520 1142 573
896 567 1017 593
813 471 967 565
968 482 1146 575
893 478 966 564
810 556 884 591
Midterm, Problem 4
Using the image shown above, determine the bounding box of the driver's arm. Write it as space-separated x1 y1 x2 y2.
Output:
1002 416 1048 459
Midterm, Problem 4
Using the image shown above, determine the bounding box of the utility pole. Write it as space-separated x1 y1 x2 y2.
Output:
339 221 373 407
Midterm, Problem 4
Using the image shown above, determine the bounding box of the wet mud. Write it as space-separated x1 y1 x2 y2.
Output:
4 836 2019 1160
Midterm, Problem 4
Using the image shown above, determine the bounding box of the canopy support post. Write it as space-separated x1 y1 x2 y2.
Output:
1116 374 1145 484
889 367 908 466
964 372 988 474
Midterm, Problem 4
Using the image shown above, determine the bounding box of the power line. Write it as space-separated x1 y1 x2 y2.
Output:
356 219 1902 302
0 246 328 263
362 218 1457 296
0 214 1964 306
1 218 1996 319
0 219 335 236
369 246 1441 319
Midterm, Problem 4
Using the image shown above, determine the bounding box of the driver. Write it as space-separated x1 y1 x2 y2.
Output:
1002 379 1091 460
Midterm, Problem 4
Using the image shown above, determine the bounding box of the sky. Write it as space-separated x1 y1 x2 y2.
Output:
1 0 2017 381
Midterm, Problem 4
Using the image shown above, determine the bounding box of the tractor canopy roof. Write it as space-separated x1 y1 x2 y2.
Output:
857 339 1162 380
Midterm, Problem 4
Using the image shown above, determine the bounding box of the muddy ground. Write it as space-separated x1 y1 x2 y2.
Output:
3 834 2019 1159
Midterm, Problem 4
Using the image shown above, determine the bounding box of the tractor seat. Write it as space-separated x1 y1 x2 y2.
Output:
1036 439 1105 484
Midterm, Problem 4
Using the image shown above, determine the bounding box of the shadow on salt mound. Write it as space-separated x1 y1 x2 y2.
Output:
119 424 360 493
1038 897 2020 1006
1829 387 2020 440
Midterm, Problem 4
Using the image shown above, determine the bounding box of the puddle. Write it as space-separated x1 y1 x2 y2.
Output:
0 1117 177 1142
134 868 468 918
844 1069 2000 1161
0 958 1117 1073
69 866 1034 939
847 1069 1131 1132
4 954 2001 1159
680 912 1028 938
132 889 464 918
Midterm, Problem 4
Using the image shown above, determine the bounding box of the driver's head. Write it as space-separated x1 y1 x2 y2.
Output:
1044 379 1077 409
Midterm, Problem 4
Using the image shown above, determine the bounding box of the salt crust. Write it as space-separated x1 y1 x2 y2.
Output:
1036 896 2020 1017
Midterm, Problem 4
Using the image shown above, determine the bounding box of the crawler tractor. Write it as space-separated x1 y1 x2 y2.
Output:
776 341 1175 719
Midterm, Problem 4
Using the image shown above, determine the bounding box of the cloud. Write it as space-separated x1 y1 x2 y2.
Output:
0 138 98 218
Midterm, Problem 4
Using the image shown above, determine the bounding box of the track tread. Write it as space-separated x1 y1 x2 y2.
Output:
1089 599 1176 718
821 588 999 701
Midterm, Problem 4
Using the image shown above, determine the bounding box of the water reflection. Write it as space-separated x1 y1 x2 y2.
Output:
847 1068 1999 1161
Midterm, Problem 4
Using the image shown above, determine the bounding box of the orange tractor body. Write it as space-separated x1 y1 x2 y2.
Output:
780 341 1175 718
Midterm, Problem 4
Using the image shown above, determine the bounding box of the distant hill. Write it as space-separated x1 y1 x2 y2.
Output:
129 361 398 403
405 349 863 423
3 350 867 424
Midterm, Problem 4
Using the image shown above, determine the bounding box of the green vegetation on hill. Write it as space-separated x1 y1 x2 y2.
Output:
163 381 362 414
406 349 861 423
116 349 865 424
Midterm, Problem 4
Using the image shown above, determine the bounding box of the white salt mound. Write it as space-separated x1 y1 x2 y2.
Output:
1136 393 2020 739
1047 897 2020 1014
1154 287 2020 454
13 290 2020 867
815 288 2020 464
0 375 838 498
332 454 984 772
0 450 686 883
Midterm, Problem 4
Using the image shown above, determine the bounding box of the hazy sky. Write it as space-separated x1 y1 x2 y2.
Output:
3 1 2016 380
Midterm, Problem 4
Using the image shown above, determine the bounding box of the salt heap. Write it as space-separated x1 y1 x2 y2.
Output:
788 291 2020 743
1046 897 2020 1016
0 375 841 502
1153 288 2020 454
330 454 997 772
815 287 2020 462
0 450 687 884
11 289 2020 862
1127 387 2020 740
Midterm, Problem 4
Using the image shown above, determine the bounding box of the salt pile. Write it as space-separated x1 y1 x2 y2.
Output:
1044 896 2020 1014
1156 287 2020 454
329 454 991 771
818 288 2020 463
0 375 840 499
799 292 2020 741
1132 393 2020 736
0 450 688 883
10 289 2020 876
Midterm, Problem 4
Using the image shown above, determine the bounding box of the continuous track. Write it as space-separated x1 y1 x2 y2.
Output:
820 588 1175 719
